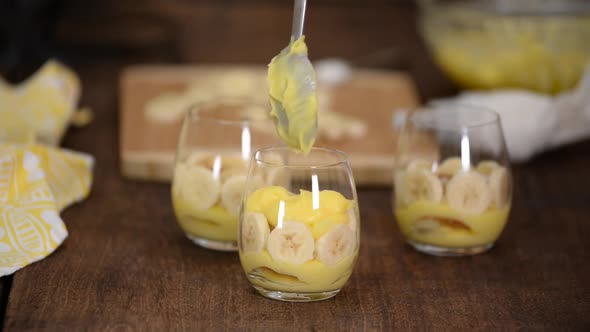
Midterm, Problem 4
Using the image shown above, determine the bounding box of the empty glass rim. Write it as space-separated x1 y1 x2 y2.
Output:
409 102 501 130
186 97 271 127
254 146 350 169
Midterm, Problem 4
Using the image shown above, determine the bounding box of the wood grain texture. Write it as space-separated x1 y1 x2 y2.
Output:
2 63 589 331
1 0 589 329
119 65 419 185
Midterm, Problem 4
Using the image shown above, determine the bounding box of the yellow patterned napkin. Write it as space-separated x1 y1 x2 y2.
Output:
0 60 81 145
0 144 93 276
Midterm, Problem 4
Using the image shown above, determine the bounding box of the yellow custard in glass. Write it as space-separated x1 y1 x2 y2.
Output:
172 153 258 243
240 186 359 293
393 158 511 249
173 201 237 242
395 201 510 248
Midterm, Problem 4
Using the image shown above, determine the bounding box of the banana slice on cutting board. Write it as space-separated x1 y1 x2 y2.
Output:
396 169 443 206
174 164 220 211
436 157 464 179
241 212 270 253
267 221 315 264
445 171 491 215
315 224 356 266
489 166 510 209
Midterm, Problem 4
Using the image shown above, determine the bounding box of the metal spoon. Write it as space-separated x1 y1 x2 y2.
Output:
291 0 306 41
270 0 318 152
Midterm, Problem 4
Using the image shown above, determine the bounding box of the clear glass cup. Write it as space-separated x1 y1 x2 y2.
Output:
171 98 276 251
392 104 512 256
239 146 360 302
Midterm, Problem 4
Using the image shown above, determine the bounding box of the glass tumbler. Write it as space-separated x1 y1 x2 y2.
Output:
239 146 360 302
172 99 276 251
393 104 512 256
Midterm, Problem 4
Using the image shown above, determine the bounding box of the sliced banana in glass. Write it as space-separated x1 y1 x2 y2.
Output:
489 166 510 209
242 212 270 253
221 174 249 217
184 152 215 167
476 160 500 176
445 171 491 215
436 157 464 179
397 168 443 206
220 166 247 184
315 224 356 266
266 221 315 265
174 164 220 211
407 159 433 171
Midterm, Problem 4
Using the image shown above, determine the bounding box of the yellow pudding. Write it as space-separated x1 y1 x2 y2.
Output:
431 38 589 94
241 250 355 293
267 36 318 153
172 153 257 243
240 186 359 293
173 201 237 242
245 186 353 237
393 157 511 249
422 8 590 93
395 201 510 248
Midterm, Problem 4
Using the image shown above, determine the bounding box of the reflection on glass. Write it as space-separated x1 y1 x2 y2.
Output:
239 146 360 302
393 104 513 256
171 99 276 251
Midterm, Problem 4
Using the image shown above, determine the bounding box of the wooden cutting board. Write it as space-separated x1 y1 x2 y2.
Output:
119 65 420 186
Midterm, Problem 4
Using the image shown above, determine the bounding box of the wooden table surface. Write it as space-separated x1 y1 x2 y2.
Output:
0 62 587 331
1 2 589 329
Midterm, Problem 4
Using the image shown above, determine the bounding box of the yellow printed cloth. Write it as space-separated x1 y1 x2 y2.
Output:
0 60 81 145
0 144 93 276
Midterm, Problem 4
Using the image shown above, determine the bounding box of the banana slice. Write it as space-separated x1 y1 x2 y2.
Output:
241 212 270 253
267 221 315 264
220 166 248 184
315 224 356 266
407 159 433 171
185 152 215 167
489 166 510 209
221 174 247 216
446 171 491 215
397 168 443 206
174 164 220 211
185 153 246 169
220 156 248 170
436 157 464 179
476 160 500 176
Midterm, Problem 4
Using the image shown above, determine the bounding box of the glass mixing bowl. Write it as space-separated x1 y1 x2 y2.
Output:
419 0 590 94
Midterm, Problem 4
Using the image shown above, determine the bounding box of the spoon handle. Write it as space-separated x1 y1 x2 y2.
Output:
291 0 307 41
